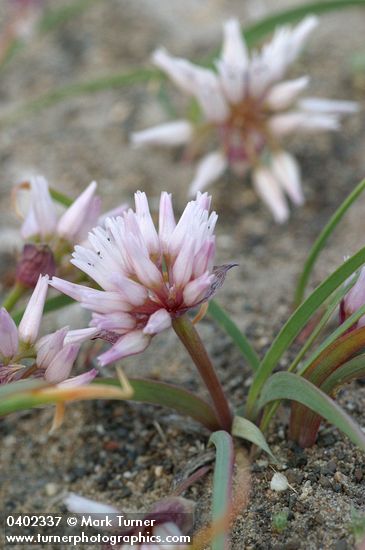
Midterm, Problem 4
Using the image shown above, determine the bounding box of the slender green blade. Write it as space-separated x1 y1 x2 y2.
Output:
321 354 365 394
232 416 276 460
209 431 234 550
208 300 260 371
294 179 365 307
298 302 365 376
95 377 220 431
244 1 365 48
258 372 365 452
246 247 365 417
49 187 73 207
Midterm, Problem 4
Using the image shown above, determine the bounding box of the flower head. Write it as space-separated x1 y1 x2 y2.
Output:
51 191 233 366
131 17 358 223
17 176 128 246
0 275 97 385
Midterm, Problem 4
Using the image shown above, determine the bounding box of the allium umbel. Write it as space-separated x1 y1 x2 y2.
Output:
51 191 233 366
131 17 358 223
0 274 97 385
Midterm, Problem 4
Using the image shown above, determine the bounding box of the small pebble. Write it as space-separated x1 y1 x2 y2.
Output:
270 473 289 492
154 465 163 478
45 483 58 497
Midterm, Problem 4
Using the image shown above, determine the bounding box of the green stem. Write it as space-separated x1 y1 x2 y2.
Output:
172 315 232 432
2 283 25 312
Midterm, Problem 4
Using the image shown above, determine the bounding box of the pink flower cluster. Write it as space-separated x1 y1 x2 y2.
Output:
51 191 233 366
0 275 96 385
132 17 357 223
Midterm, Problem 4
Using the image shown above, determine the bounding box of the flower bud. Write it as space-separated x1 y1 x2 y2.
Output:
16 243 56 288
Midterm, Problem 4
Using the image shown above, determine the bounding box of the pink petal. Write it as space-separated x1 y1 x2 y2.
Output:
18 274 49 344
44 343 80 383
36 327 68 369
183 272 214 306
0 308 19 359
58 369 98 388
98 330 151 366
143 309 171 335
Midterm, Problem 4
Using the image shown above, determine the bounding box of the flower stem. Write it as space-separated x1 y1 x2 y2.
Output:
172 315 232 432
2 282 25 312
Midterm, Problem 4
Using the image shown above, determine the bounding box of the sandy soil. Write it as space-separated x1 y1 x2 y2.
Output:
1 1 365 548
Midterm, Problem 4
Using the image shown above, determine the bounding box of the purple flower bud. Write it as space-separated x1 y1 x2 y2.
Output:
16 243 56 288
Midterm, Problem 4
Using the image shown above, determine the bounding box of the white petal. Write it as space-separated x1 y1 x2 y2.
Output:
159 192 176 254
297 97 359 114
287 16 319 63
57 181 98 242
29 176 58 238
143 309 171 335
270 151 304 206
218 18 248 103
131 120 193 147
152 48 199 95
221 18 248 69
64 327 99 345
269 112 340 136
65 493 119 515
253 167 289 223
189 152 227 196
265 76 309 111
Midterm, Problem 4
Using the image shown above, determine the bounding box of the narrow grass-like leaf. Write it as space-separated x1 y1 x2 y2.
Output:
12 294 74 325
95 377 220 431
208 300 260 371
232 416 276 460
49 187 73 207
0 381 130 416
39 0 101 33
243 1 365 48
246 247 365 418
298 302 365 376
294 179 365 307
209 431 234 550
258 372 365 451
1 68 159 125
321 353 365 394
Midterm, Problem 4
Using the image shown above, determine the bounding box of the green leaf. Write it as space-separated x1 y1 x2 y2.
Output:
258 372 365 452
294 179 365 307
95 377 220 431
49 187 73 207
12 294 74 325
243 1 365 48
208 300 260 371
0 379 130 416
298 302 365 376
232 415 276 460
1 68 159 125
39 0 101 33
209 431 234 550
321 353 365 395
246 247 365 418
